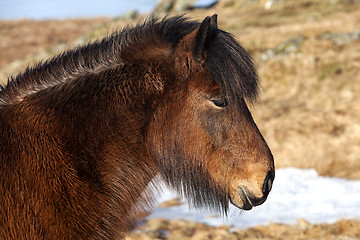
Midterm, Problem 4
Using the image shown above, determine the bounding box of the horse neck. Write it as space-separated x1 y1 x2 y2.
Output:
4 63 158 209
0 65 158 236
56 62 158 170
81 65 159 225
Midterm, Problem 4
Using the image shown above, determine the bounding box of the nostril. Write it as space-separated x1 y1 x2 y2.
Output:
262 171 274 195
267 176 273 192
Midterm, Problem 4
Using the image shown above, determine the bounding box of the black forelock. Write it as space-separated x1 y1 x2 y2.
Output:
206 29 259 105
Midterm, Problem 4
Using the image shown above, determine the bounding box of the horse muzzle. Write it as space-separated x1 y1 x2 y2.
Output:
230 170 274 210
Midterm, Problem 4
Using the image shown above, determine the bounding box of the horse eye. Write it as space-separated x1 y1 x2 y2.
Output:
211 98 228 108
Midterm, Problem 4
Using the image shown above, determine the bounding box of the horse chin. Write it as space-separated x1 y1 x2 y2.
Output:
229 189 253 211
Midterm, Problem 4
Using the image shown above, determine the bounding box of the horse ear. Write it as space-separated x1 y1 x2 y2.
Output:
174 15 218 75
193 14 218 60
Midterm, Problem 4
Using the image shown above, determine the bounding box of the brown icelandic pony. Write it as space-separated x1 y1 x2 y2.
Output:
0 15 274 239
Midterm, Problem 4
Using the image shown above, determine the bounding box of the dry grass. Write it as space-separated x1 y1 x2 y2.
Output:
125 218 360 240
243 3 360 180
0 18 109 82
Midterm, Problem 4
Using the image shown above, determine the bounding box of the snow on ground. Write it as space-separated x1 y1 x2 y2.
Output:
148 168 360 229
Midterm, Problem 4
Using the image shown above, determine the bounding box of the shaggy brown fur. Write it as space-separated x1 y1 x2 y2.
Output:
0 15 274 239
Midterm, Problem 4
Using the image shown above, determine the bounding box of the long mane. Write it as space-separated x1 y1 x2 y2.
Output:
0 16 258 106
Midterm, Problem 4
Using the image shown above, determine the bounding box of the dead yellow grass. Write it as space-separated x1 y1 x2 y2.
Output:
125 218 360 240
245 6 360 179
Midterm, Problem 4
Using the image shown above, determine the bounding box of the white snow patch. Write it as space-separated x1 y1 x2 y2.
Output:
148 168 360 229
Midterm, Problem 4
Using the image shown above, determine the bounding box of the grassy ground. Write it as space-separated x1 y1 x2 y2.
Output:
125 218 360 240
1 0 359 238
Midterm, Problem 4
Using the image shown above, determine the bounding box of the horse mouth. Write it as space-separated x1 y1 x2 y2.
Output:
230 186 268 211
238 186 254 210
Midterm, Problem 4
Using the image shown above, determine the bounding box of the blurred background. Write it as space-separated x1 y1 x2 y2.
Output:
1 0 359 239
